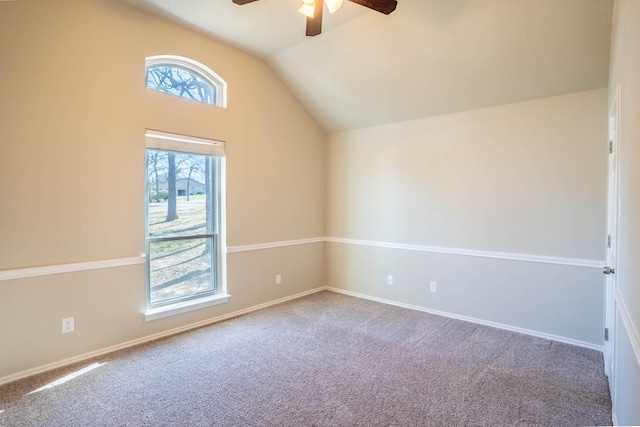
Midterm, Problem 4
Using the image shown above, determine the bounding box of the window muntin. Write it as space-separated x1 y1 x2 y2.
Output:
145 148 222 307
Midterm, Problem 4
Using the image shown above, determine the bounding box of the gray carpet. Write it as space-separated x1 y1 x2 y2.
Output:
0 291 611 426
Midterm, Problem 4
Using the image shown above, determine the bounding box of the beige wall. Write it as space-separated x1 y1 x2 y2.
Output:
0 0 619 392
608 1 640 424
327 89 608 345
0 0 325 378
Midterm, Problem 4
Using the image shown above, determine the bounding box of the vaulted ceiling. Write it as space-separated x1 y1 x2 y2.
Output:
123 0 613 133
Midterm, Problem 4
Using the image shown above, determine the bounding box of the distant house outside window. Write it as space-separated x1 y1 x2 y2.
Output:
157 178 207 198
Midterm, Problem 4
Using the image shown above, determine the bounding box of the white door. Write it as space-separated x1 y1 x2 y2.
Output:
604 85 620 395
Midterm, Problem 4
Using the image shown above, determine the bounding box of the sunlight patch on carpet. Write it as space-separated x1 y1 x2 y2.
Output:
27 363 106 395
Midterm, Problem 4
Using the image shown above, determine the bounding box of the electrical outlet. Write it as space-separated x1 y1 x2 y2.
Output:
387 275 394 286
430 282 437 293
62 317 75 334
275 274 282 285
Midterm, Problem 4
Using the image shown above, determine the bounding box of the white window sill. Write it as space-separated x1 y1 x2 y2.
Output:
144 293 231 322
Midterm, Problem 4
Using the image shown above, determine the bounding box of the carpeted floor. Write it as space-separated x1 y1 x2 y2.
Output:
0 291 612 426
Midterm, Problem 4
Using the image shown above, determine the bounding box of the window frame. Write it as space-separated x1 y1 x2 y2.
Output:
145 55 227 108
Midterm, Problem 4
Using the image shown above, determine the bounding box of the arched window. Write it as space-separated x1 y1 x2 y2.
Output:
145 55 227 108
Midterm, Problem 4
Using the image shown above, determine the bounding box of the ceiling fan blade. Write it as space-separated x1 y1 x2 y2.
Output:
347 0 397 14
232 0 259 4
306 0 324 36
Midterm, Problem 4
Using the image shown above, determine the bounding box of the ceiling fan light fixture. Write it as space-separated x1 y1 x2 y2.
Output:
325 0 343 14
298 0 316 18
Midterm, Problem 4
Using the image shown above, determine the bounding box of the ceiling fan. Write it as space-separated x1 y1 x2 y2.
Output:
232 0 398 36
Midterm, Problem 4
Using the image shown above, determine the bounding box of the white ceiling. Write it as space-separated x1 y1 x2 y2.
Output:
123 0 613 133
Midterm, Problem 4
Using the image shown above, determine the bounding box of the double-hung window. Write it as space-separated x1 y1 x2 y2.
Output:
144 131 226 320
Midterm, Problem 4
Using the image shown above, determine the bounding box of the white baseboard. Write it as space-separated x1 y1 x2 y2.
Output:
0 286 326 386
325 287 603 352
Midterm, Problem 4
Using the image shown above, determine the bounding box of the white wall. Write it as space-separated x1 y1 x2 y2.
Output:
0 0 325 381
608 1 640 424
327 89 608 347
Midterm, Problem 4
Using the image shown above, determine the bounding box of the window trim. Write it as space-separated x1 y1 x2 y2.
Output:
144 292 231 322
145 55 227 108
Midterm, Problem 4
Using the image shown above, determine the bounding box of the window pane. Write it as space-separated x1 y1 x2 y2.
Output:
149 238 215 305
147 150 211 238
145 143 221 309
146 65 216 105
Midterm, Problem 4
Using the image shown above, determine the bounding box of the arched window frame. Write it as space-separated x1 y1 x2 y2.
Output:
145 55 227 108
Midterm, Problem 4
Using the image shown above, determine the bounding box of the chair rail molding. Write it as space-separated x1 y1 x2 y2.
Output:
326 237 603 268
0 256 146 282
